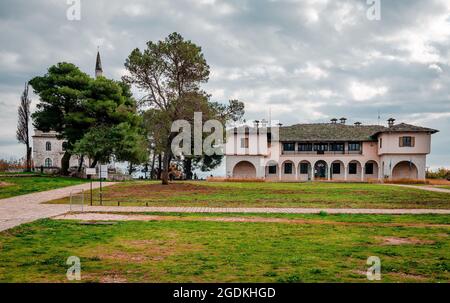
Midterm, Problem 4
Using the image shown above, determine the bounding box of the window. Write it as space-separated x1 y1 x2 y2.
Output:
300 163 309 174
365 163 374 175
313 143 328 151
283 143 295 151
298 143 313 152
330 143 344 152
267 133 272 147
62 142 68 151
45 141 51 151
332 163 341 174
348 142 361 151
44 158 52 167
284 163 293 174
399 136 414 147
379 138 382 148
348 162 357 174
268 165 277 174
241 137 249 148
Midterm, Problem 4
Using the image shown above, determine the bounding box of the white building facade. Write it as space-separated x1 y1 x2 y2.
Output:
225 119 438 182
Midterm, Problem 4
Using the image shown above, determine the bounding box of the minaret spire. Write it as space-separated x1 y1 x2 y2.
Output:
95 47 103 78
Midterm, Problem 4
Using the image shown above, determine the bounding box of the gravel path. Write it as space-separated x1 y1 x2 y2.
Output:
0 182 116 231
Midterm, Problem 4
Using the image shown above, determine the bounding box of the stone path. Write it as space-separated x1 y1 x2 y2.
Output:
0 182 116 231
86 206 450 215
387 184 450 193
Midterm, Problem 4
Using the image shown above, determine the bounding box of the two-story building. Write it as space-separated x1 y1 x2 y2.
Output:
225 118 438 181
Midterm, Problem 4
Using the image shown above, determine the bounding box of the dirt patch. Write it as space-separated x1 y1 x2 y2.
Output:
89 237 203 264
103 183 218 200
389 272 427 281
0 182 12 187
84 271 128 283
377 236 435 246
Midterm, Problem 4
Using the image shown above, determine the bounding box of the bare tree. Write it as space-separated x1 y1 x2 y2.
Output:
16 83 32 172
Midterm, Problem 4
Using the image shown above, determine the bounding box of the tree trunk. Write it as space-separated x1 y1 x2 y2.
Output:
26 146 32 172
90 158 98 168
157 154 162 180
77 155 84 172
150 152 156 180
61 151 71 175
128 162 133 175
161 146 171 185
184 158 193 180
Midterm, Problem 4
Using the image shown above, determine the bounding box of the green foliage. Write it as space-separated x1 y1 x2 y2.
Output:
426 168 450 180
30 62 147 169
30 63 91 145
124 32 245 181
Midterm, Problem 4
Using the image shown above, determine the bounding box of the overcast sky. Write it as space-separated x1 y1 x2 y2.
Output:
0 0 449 170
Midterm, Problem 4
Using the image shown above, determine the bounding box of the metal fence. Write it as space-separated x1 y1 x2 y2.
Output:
70 189 84 212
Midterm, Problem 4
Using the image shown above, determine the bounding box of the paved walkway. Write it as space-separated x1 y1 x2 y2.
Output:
0 182 116 231
388 184 450 193
86 206 450 215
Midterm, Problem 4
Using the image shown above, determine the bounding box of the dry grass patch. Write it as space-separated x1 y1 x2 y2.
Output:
0 182 12 187
377 236 435 246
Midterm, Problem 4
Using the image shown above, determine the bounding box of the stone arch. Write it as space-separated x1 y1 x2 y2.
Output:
232 161 257 179
392 161 418 180
364 160 379 181
298 160 312 181
330 160 345 181
313 160 328 180
347 160 362 181
281 160 296 181
265 160 279 181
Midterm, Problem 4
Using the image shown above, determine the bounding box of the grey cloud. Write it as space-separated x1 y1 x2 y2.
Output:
0 0 449 169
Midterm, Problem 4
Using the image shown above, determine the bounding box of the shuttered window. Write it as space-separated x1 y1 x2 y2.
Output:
399 136 415 147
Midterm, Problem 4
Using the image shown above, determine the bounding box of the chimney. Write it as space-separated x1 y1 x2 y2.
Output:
330 118 338 124
387 118 395 128
354 122 362 126
261 119 268 128
339 117 347 125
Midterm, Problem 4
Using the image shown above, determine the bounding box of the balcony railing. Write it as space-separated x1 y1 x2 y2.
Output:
281 150 362 155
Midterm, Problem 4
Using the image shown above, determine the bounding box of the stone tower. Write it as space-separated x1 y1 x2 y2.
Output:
95 50 103 78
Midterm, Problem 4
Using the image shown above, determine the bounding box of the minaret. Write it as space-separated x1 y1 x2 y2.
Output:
95 49 103 78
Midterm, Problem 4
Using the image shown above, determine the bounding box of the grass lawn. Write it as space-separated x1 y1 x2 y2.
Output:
437 186 450 190
48 181 450 209
0 213 448 282
0 176 87 199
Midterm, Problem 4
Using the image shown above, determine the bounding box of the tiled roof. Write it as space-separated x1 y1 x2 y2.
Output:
374 123 439 134
279 123 438 142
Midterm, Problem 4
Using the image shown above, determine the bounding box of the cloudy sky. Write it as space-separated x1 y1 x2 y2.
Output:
0 0 449 170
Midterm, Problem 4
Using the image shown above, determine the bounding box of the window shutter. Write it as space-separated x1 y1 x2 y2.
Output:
399 137 403 147
411 137 415 147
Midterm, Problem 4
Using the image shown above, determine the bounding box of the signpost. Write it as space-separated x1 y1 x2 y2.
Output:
99 165 108 206
85 168 96 206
